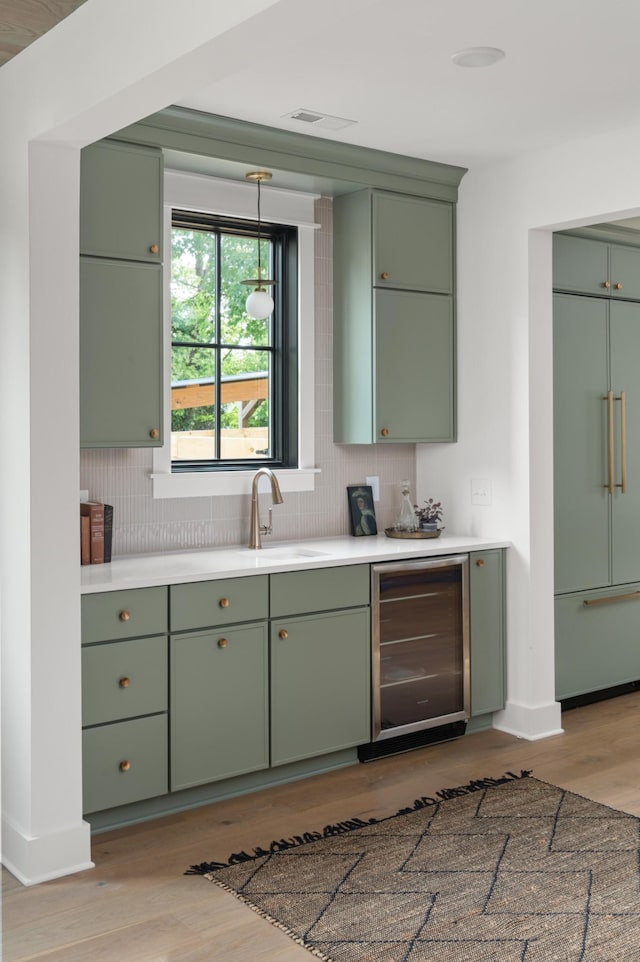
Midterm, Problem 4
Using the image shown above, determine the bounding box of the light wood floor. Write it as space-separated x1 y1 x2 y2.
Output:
4 692 640 961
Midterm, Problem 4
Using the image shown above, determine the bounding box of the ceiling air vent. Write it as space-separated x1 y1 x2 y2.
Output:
283 109 356 131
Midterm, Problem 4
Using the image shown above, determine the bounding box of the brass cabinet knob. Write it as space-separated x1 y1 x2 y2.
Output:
217 638 228 649
219 597 230 609
380 271 389 280
615 282 623 290
602 281 611 289
119 610 130 622
119 760 131 772
149 244 159 254
118 676 130 689
149 428 160 439
279 629 289 639
380 428 390 437
475 559 485 567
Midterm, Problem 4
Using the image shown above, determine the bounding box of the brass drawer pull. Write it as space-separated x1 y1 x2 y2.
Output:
475 559 485 567
219 598 230 609
583 590 640 607
615 282 623 290
119 760 131 772
118 676 130 689
217 638 228 649
149 428 160 439
602 280 611 289
380 428 390 437
119 610 131 622
149 244 159 254
380 271 389 280
279 629 289 640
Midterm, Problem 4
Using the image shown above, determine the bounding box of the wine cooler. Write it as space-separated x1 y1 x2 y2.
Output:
359 555 470 760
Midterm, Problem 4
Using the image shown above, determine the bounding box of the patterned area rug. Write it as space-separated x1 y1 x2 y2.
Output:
188 773 640 961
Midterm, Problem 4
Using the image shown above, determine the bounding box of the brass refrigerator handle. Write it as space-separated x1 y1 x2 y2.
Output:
583 590 640 607
604 391 614 494
617 390 627 494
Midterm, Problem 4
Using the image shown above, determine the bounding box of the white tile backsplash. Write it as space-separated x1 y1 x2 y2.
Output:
80 196 416 556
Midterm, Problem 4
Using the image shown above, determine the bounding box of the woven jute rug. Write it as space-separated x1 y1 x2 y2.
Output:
188 772 640 961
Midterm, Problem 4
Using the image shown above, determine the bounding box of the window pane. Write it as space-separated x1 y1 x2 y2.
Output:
171 229 216 343
221 233 271 345
220 349 271 461
171 346 216 462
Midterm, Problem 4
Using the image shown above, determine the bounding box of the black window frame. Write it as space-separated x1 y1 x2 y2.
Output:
170 209 298 473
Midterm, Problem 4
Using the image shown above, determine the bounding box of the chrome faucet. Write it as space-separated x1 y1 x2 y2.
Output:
249 467 284 549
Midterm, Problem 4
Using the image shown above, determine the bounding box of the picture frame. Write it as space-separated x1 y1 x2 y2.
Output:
347 485 378 537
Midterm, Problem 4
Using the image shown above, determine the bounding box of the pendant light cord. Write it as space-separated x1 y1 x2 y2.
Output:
256 177 262 283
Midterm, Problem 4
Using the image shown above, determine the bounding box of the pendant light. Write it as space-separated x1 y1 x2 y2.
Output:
242 170 276 320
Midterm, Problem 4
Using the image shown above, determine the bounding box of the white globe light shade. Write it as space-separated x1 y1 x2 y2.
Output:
245 288 274 319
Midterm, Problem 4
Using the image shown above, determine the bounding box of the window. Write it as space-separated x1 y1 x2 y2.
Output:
171 210 297 471
151 170 319 499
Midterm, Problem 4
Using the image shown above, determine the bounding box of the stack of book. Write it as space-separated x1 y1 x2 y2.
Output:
80 502 113 565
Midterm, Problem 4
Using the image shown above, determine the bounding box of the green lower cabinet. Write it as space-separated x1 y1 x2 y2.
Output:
170 624 269 790
469 550 505 716
82 714 168 814
270 608 370 766
555 586 640 700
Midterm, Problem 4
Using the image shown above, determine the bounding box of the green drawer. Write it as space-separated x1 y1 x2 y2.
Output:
270 564 370 617
81 587 167 643
555 585 640 700
170 576 268 631
82 635 168 727
82 714 168 813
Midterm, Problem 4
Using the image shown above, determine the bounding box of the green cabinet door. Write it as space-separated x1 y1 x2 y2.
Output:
80 140 163 262
270 608 370 766
555 585 640 700
607 245 640 301
553 234 610 297
375 289 454 442
373 192 452 294
609 300 640 584
80 257 163 447
469 550 505 716
553 293 610 593
170 624 268 790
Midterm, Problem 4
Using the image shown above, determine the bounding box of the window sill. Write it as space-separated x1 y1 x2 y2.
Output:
151 467 320 499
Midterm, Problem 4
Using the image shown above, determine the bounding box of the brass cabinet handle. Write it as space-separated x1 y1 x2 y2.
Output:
219 597 230 609
119 610 130 622
380 271 389 280
615 282 623 290
118 676 130 689
602 281 611 289
279 629 289 639
119 760 131 772
603 391 614 494
217 638 228 649
149 428 160 439
380 428 390 437
149 244 159 254
584 590 640 607
618 390 627 494
475 559 485 567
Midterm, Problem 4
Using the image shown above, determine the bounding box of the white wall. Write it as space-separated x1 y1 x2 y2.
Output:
0 0 307 886
417 125 640 739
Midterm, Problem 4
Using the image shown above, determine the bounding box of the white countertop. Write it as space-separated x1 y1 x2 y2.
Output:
80 533 510 593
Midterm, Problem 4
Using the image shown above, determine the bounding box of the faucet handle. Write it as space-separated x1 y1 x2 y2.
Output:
261 505 274 536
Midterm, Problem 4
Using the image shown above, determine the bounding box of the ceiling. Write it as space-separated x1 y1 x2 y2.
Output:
5 0 640 170
0 0 86 67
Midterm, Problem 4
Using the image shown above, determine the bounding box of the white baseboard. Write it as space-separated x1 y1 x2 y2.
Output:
493 700 564 741
1 816 94 886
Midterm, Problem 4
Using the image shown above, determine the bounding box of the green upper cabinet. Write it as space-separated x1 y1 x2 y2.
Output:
372 192 452 294
553 232 640 301
79 138 164 448
80 140 163 263
333 188 456 444
80 257 163 447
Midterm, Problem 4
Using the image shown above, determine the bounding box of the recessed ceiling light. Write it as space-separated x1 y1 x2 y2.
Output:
451 46 505 68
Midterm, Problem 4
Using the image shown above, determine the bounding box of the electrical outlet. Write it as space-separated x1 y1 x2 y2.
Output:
471 479 491 506
366 476 380 502
80 489 89 502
